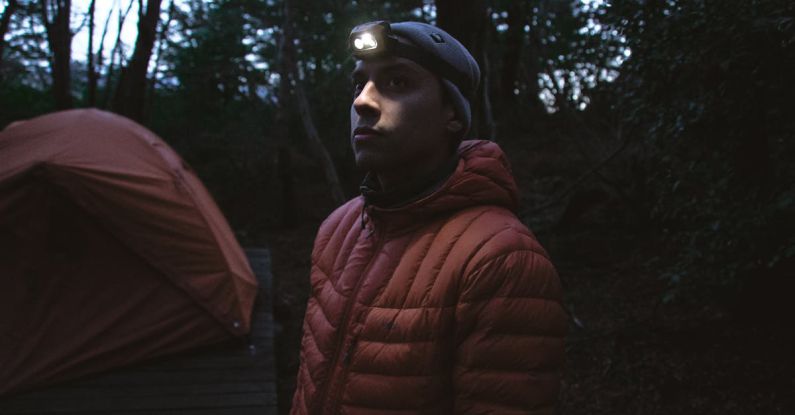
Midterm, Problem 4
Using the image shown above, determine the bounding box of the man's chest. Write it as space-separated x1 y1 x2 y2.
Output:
313 224 464 314
307 225 468 387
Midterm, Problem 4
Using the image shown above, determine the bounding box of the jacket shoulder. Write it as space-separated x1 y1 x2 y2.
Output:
312 196 364 260
444 205 553 279
448 205 562 305
450 205 547 258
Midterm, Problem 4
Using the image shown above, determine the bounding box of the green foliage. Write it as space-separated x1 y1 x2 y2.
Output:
0 82 53 128
1 0 53 123
145 0 279 231
597 0 795 300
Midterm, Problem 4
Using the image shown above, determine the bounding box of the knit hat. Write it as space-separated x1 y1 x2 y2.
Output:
352 21 481 138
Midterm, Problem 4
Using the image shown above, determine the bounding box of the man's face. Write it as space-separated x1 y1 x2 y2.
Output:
350 56 455 175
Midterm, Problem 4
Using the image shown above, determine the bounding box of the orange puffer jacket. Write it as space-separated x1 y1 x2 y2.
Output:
291 140 566 414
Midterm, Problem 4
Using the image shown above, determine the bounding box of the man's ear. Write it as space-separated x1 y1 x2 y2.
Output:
443 104 462 133
446 119 463 134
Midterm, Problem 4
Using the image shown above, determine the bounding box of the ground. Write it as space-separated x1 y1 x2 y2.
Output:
261 138 794 415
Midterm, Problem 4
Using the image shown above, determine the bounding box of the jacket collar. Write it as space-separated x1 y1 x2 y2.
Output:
360 152 460 209
359 140 519 233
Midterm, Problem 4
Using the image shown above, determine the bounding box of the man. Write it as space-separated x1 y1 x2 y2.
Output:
291 21 566 414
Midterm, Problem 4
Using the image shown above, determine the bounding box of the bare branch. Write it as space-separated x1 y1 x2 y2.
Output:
94 1 115 75
101 0 135 108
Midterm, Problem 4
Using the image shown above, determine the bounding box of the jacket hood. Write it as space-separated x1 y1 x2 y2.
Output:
365 140 519 231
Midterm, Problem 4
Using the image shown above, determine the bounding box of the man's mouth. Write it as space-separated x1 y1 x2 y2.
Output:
353 126 382 141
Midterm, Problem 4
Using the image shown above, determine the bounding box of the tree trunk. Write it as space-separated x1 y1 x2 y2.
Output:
479 41 496 140
113 0 161 122
435 0 486 53
274 0 296 227
40 0 73 109
86 0 96 106
435 0 491 139
281 0 346 207
499 2 523 110
497 2 544 119
0 0 19 71
523 7 545 115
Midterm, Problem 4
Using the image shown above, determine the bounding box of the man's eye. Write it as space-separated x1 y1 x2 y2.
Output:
388 76 407 89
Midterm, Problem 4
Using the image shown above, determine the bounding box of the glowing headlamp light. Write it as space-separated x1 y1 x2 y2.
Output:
347 20 473 100
353 33 378 51
348 21 392 59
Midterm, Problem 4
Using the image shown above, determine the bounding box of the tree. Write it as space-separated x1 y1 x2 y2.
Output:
581 0 795 301
85 0 96 105
113 0 161 121
281 0 345 207
435 0 494 138
39 0 72 109
497 1 525 111
144 0 174 120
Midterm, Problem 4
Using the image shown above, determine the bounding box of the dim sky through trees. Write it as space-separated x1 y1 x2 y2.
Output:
4 0 627 112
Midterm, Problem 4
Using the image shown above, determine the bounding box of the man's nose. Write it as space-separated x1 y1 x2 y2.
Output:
353 81 380 118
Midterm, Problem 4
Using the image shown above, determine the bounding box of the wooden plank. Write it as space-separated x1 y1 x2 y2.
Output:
22 407 272 415
138 408 272 415
119 352 273 371
9 382 271 399
0 391 276 413
57 369 273 388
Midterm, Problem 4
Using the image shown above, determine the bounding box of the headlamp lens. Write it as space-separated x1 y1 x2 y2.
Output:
349 21 391 58
354 32 378 51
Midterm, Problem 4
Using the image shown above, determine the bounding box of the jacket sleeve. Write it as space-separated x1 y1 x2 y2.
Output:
453 248 567 414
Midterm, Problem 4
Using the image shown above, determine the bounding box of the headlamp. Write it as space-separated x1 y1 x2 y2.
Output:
348 20 473 99
353 33 378 51
348 21 394 59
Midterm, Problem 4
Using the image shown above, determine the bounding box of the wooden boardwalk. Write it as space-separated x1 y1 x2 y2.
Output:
0 248 277 414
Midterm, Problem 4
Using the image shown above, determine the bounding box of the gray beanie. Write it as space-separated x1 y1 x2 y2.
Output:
388 22 481 138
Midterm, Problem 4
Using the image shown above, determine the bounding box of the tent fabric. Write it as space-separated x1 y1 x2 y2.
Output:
0 109 258 395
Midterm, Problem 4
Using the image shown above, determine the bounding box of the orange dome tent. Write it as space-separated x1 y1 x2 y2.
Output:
0 109 258 396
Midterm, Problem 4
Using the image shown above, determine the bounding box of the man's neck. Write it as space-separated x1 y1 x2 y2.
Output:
366 150 459 208
376 149 456 193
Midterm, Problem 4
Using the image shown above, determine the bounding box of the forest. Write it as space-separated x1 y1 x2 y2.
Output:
1 0 794 413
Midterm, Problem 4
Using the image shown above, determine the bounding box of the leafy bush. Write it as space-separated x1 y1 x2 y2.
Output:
598 0 795 301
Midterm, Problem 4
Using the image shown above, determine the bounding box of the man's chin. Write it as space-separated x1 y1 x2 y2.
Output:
353 153 379 172
353 149 393 173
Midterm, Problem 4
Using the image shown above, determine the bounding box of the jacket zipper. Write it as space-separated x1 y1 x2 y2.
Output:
315 224 383 414
332 327 361 412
